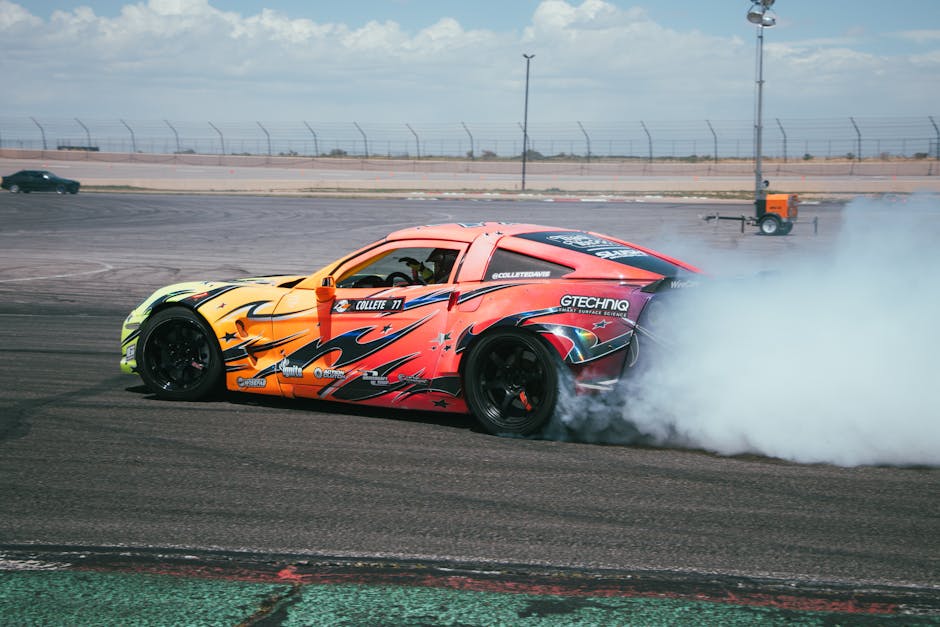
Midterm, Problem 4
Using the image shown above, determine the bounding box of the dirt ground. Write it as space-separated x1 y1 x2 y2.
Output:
2 150 939 197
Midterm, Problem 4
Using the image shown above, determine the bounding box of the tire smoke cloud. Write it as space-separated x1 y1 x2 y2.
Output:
551 195 940 467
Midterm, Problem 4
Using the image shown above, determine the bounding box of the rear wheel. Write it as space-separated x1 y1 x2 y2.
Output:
758 215 781 235
463 330 559 436
137 307 223 401
9 184 19 193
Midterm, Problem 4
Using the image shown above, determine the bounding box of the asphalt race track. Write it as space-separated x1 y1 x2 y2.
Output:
0 192 938 608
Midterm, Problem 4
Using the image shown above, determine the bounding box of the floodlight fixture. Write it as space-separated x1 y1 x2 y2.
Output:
747 0 779 207
747 1 776 27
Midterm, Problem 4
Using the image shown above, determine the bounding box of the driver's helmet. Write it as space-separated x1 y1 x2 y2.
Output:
426 248 458 283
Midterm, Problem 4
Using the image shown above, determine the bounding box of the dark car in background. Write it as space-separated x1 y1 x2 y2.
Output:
1 170 80 194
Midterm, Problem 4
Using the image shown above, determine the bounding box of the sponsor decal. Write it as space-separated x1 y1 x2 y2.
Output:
398 374 430 385
669 279 697 289
560 294 631 318
547 233 615 249
518 231 683 276
361 370 390 386
490 271 551 280
237 377 267 388
125 345 136 361
333 298 405 313
313 366 346 380
545 234 648 260
278 359 304 378
595 248 648 260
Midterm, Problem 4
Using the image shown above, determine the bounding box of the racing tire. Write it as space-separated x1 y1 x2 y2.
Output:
9 184 19 193
463 330 559 436
758 215 781 236
137 307 223 401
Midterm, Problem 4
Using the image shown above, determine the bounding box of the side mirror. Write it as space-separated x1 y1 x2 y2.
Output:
316 276 336 302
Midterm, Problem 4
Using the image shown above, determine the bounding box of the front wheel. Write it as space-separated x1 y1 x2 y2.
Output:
463 330 560 436
137 307 223 401
758 215 781 235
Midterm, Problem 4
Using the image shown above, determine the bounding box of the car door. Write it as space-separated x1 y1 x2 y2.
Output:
22 171 40 191
270 239 467 408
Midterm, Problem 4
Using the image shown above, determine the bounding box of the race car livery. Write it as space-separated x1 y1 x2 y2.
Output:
121 222 700 435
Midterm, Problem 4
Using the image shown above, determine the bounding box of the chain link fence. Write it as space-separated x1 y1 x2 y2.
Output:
2 116 938 163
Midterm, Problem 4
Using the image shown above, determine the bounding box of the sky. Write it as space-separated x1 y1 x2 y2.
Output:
2 0 939 124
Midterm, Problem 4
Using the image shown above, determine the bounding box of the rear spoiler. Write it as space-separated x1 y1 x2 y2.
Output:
640 276 702 293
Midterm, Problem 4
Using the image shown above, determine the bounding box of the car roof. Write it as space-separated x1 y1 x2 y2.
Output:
387 222 555 244
386 221 699 280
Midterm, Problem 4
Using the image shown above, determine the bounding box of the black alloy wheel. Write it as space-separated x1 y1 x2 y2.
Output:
463 330 559 436
137 307 223 401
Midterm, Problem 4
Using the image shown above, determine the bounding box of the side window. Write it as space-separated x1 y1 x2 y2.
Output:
484 249 573 281
337 246 461 288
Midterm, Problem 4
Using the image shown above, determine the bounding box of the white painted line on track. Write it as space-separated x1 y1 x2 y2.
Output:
0 261 114 283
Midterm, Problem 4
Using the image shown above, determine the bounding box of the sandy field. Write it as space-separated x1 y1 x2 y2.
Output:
2 149 939 197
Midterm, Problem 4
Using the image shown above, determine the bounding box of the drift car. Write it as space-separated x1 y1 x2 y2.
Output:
120 222 700 435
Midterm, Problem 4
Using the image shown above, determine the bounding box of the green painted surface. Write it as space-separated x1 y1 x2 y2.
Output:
1 571 936 626
0 571 284 626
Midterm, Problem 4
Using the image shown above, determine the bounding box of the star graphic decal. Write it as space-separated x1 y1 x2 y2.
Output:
382 324 392 334
444 345 452 352
222 331 237 342
433 399 449 408
593 320 610 329
433 332 452 344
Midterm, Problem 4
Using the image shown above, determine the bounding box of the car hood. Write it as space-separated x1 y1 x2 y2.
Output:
123 274 305 325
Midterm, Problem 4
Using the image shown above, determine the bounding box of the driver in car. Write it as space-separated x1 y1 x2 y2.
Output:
398 248 457 284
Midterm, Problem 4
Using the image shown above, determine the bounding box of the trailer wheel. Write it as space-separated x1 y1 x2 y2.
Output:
758 215 781 236
779 222 793 235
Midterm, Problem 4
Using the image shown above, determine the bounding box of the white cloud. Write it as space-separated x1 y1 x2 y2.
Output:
0 0 937 122
894 29 940 45
0 0 39 29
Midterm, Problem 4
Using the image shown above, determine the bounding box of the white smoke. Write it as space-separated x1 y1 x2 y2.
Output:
551 195 940 467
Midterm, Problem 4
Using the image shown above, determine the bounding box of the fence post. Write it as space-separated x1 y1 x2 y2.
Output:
257 121 271 158
120 119 137 158
353 122 369 158
850 117 861 161
164 120 181 155
75 117 92 156
706 120 718 163
30 117 47 151
577 121 591 163
776 118 787 163
302 121 319 158
930 116 939 161
461 122 474 160
208 122 225 163
406 123 420 159
640 121 653 163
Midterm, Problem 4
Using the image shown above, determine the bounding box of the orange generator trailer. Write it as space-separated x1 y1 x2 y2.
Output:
703 193 801 236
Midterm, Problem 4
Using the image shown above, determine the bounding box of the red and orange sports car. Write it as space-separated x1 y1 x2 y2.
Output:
120 222 700 435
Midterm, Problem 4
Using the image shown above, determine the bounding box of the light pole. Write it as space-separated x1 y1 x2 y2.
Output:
747 0 776 214
521 53 534 191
